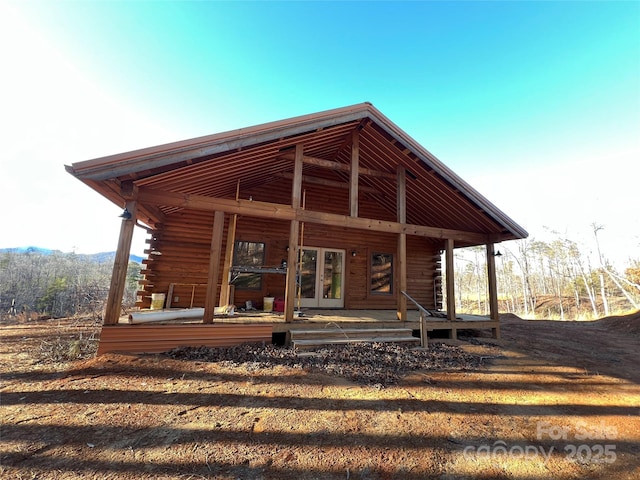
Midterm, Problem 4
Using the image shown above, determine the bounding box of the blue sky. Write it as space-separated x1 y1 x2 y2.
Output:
1 1 638 268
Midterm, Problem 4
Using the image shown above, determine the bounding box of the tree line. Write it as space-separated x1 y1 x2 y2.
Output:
453 234 640 319
0 250 140 320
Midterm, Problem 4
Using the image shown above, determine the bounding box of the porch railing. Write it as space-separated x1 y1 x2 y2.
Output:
401 291 431 347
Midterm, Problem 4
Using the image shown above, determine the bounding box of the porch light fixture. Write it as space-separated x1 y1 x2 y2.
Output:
351 250 357 257
118 208 132 220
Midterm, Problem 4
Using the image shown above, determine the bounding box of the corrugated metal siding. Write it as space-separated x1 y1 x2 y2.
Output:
96 324 273 355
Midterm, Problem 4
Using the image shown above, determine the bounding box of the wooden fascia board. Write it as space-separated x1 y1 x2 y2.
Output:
137 187 489 244
68 109 373 182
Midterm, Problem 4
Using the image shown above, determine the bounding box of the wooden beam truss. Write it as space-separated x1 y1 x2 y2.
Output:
137 187 489 244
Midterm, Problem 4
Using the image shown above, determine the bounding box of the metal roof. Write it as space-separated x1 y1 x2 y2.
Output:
66 102 528 244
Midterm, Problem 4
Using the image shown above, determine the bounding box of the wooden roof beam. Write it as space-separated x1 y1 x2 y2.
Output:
137 187 490 244
275 172 379 194
350 128 359 218
98 179 165 228
329 118 370 162
279 153 396 180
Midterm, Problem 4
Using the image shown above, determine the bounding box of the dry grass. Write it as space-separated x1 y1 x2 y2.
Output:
23 316 102 364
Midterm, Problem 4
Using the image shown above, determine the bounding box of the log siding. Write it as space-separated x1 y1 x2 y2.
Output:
138 208 441 312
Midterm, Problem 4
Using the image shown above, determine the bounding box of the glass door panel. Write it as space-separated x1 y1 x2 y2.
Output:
322 251 343 300
300 249 318 300
299 247 345 308
319 249 344 308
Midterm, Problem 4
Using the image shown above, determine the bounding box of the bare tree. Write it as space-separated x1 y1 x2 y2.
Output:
593 224 638 310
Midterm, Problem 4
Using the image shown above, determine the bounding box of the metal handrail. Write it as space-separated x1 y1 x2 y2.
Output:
401 291 429 348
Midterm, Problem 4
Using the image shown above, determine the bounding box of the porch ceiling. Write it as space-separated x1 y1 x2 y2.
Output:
67 103 527 245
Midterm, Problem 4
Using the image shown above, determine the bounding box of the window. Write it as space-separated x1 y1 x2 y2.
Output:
371 253 393 295
233 241 265 290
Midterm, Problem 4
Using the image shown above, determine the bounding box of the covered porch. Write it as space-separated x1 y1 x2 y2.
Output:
66 104 526 356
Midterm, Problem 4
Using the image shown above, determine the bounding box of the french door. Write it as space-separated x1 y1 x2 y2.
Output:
298 247 345 308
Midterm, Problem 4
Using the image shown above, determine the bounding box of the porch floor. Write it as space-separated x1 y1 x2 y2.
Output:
101 309 499 354
118 308 498 336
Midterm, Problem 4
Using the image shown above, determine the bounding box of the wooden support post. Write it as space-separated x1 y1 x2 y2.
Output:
445 238 456 322
203 210 225 323
220 181 240 307
350 129 359 218
397 234 407 321
284 220 300 322
104 200 138 325
397 167 407 222
167 283 175 308
486 243 501 337
285 144 304 322
419 312 428 348
218 213 236 307
292 144 303 209
397 166 407 321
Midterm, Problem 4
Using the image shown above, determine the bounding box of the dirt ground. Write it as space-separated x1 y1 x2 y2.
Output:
1 312 639 479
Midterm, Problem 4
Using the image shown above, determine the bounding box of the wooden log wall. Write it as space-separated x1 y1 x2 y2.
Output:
138 211 227 309
138 212 291 310
432 251 444 310
137 176 443 311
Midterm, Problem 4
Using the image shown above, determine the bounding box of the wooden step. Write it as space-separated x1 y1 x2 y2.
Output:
289 327 419 350
292 336 419 349
290 328 414 340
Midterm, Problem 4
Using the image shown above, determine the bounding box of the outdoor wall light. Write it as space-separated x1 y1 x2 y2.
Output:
118 208 132 220
351 250 357 257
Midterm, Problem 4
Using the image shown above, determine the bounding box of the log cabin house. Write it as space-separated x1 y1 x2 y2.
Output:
66 103 527 354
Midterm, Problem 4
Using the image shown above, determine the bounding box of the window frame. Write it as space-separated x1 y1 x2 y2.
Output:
370 252 394 296
232 240 266 290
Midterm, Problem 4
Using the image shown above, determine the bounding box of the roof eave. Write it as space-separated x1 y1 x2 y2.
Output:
68 103 376 182
362 106 529 240
66 102 528 241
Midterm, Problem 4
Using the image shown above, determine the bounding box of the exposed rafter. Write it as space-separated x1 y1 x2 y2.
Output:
67 102 528 243
137 187 490 244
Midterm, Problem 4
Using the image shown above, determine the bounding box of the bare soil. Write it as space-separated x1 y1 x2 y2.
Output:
1 312 639 479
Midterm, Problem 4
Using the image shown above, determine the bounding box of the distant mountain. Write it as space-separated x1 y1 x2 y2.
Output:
130 254 144 264
0 247 143 264
85 251 145 264
1 246 57 255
